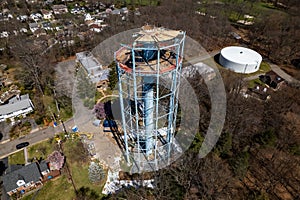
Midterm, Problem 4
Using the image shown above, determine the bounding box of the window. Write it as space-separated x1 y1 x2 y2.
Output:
25 182 31 187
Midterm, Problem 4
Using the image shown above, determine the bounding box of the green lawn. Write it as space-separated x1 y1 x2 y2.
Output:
70 162 106 195
64 139 107 197
28 140 55 161
125 0 159 6
244 61 271 77
15 137 107 199
42 95 73 122
248 78 264 89
29 175 76 200
8 150 25 165
22 139 106 199
258 62 271 73
8 140 56 165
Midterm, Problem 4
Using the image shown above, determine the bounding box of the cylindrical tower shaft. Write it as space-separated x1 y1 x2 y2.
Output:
143 76 154 156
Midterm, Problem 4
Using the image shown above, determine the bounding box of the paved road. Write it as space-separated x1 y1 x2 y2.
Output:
243 63 300 84
0 119 75 159
270 64 300 85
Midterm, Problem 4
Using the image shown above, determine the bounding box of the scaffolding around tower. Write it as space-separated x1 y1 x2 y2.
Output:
115 25 186 173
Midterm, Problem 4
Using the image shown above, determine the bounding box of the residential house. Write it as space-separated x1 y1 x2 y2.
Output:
70 7 85 14
259 70 286 90
39 160 60 182
120 7 128 14
42 21 52 31
17 15 28 22
26 0 38 3
96 69 110 91
245 85 270 101
0 94 34 122
0 12 13 21
2 163 43 196
52 5 68 15
29 22 39 33
0 85 20 104
2 160 61 197
89 24 102 33
20 28 28 33
76 51 104 83
85 13 93 21
41 9 53 20
0 31 9 38
29 13 42 22
34 28 47 37
45 0 54 4
111 9 121 15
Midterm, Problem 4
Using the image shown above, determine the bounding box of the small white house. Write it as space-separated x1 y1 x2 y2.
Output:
0 94 34 122
52 5 68 15
29 22 39 33
41 9 53 20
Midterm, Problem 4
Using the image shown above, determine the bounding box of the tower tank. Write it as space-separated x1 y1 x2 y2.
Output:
115 25 186 173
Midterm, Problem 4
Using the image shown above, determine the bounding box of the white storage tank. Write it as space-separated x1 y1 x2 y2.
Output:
219 46 262 74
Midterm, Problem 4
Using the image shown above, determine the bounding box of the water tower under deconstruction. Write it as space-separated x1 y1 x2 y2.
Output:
115 25 186 172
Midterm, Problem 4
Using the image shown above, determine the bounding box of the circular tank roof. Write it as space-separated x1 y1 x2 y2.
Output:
135 25 183 43
220 46 262 65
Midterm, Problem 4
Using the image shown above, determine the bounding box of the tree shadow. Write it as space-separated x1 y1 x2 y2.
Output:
0 158 8 176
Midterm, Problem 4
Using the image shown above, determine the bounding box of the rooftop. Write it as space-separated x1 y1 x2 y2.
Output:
115 26 185 75
0 94 34 116
76 51 102 75
2 162 41 192
221 46 262 65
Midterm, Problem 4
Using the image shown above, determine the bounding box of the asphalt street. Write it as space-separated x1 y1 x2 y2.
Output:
0 119 75 159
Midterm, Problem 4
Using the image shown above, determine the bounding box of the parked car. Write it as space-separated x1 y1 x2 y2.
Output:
16 142 29 149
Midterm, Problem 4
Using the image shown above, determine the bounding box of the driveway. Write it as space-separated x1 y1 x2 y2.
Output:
92 129 122 169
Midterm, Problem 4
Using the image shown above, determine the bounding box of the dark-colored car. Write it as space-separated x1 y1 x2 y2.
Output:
16 142 29 149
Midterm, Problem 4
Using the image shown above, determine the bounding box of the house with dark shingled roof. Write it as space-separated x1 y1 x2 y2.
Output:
2 160 61 197
2 162 43 196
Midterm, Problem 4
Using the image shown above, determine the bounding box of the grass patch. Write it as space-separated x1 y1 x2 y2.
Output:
21 138 107 199
31 175 75 200
70 162 106 193
63 139 107 198
125 0 159 6
258 62 271 73
27 139 56 161
242 62 271 77
42 94 73 122
248 78 264 88
9 150 25 165
260 2 277 10
22 193 34 200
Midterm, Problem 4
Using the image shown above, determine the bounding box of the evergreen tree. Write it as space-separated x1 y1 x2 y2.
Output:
88 161 105 183
108 61 118 90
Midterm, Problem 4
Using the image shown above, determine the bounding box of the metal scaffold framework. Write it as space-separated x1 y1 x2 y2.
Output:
115 25 186 173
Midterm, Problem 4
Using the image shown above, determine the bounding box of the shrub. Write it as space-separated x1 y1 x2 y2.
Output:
229 151 250 178
88 161 105 183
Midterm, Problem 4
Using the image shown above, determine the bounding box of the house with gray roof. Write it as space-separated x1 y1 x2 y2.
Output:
76 51 108 83
52 4 68 15
2 162 43 196
0 94 34 122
